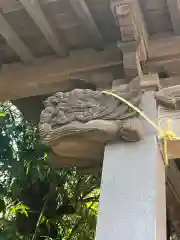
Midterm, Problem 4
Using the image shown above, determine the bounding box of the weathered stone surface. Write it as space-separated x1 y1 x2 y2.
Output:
39 77 144 168
39 76 180 168
156 85 180 109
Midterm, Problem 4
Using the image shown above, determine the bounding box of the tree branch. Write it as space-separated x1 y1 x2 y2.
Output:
31 198 48 240
80 195 100 203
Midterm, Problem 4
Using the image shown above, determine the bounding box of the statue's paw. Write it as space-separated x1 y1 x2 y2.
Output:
85 120 119 141
120 118 144 142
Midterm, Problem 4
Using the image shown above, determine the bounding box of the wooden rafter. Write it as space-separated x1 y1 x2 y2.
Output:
0 45 122 100
69 0 103 47
0 12 34 63
19 0 67 56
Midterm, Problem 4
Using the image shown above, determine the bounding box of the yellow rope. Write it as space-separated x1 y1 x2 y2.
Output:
102 91 180 167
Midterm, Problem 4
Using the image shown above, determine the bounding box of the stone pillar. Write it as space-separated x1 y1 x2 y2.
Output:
95 92 166 240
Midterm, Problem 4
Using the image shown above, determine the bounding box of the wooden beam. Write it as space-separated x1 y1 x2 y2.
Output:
19 0 67 56
166 0 180 35
69 0 103 47
110 0 148 78
132 0 148 54
0 12 34 63
110 0 137 42
159 76 180 89
148 35 180 60
110 0 148 49
0 45 122 100
145 36 180 76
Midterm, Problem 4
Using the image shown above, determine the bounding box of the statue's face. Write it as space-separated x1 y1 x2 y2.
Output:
40 106 56 123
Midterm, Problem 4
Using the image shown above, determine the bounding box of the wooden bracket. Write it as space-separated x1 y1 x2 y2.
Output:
110 0 148 78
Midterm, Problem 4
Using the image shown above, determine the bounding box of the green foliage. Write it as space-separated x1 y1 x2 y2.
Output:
10 204 30 217
0 102 101 239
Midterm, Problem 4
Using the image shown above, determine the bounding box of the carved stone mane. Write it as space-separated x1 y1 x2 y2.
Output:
39 78 145 168
39 78 143 141
39 77 180 169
